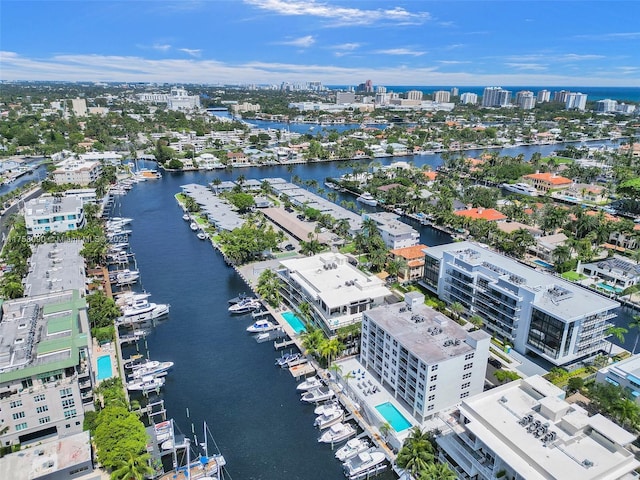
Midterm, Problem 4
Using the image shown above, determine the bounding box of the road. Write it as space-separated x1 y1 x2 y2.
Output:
0 186 42 244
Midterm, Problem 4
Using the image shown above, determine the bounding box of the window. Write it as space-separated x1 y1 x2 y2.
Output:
461 382 471 389
36 405 49 414
64 409 77 419
430 375 437 382
460 392 470 399
34 394 46 402
427 405 435 411
15 422 28 431
9 400 22 408
431 365 439 371
428 394 435 401
38 416 51 425
62 399 75 408
70 466 89 475
464 353 475 361
463 363 473 371
59 388 73 399
429 385 436 392
462 372 472 380
12 411 25 420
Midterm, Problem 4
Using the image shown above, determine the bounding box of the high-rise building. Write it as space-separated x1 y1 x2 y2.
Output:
70 98 87 117
360 292 490 422
167 87 200 110
376 86 387 94
482 87 511 107
537 89 551 103
553 90 571 103
515 90 536 110
364 79 374 93
450 87 459 97
406 90 423 101
566 92 587 111
422 241 619 366
433 90 451 103
460 92 478 105
596 99 617 112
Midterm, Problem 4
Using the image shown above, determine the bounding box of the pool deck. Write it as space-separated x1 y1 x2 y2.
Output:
92 339 118 386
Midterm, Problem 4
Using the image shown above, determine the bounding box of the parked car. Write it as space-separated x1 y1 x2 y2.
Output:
285 244 295 251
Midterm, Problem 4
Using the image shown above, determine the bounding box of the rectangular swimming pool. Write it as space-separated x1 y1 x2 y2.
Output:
281 311 306 334
375 402 412 432
97 355 113 381
597 282 623 294
533 259 554 269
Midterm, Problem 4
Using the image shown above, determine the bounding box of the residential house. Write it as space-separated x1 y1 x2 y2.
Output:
578 256 640 290
523 172 572 193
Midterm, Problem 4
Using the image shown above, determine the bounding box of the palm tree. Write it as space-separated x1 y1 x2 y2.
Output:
629 315 640 354
111 452 154 480
419 463 456 480
606 326 628 356
396 427 434 477
468 314 484 330
320 338 344 367
256 268 283 308
300 327 324 356
448 302 464 322
552 245 572 266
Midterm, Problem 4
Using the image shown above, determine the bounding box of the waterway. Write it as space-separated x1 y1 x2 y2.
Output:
111 140 637 479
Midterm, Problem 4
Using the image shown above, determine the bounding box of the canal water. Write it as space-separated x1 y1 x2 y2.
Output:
112 141 636 479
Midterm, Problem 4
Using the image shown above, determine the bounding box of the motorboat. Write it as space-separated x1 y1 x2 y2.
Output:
111 269 140 286
123 354 145 369
342 449 386 478
161 437 189 451
314 400 340 415
154 420 173 443
356 192 378 206
182 213 190 221
275 352 300 367
126 375 164 393
228 293 249 304
301 386 335 403
116 292 151 308
296 375 323 391
228 298 262 314
118 298 170 324
318 422 356 444
246 319 276 333
130 360 174 379
110 217 133 225
197 232 207 240
314 403 344 429
335 438 370 462
501 182 538 196
279 353 305 369
190 222 199 231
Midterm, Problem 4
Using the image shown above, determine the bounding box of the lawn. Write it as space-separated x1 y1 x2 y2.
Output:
562 271 587 281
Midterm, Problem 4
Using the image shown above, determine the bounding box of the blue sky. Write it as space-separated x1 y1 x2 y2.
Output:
1 0 639 86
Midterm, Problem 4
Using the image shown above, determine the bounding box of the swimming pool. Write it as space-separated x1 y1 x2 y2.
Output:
97 355 113 381
281 311 306 334
597 283 623 294
375 402 412 432
533 259 554 269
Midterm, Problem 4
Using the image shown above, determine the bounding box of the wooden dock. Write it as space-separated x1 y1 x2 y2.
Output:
274 338 296 350
289 362 315 379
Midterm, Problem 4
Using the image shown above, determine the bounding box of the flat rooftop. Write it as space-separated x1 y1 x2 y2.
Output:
426 241 619 320
25 196 83 217
365 302 490 363
25 242 86 297
452 376 639 480
0 431 93 480
279 253 391 310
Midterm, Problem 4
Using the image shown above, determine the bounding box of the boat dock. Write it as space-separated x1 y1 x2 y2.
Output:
289 362 315 379
274 338 297 350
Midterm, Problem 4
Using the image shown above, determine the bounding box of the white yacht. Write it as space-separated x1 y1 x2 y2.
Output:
126 375 165 393
335 438 370 462
130 360 174 379
501 182 538 196
301 386 335 403
246 319 276 333
356 192 378 206
228 298 262 314
342 449 386 479
314 404 344 429
318 422 356 444
190 222 199 231
296 375 323 391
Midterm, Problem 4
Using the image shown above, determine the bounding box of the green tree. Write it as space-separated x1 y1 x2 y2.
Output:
494 370 521 384
110 451 154 480
606 326 627 356
448 301 464 322
226 192 255 212
256 268 283 308
419 463 456 480
396 427 434 477
629 315 640 355
94 406 148 471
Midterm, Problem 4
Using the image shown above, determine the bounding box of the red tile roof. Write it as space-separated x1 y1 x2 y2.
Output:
523 172 572 185
390 244 428 259
454 208 507 222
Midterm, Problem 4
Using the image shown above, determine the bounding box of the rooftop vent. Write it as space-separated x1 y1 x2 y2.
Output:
582 459 594 468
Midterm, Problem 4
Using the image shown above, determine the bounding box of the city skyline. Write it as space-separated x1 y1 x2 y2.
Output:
1 0 639 86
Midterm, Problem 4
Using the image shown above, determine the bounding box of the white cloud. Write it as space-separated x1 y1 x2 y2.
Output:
575 32 640 40
374 48 426 57
179 48 202 57
1 51 638 87
558 53 605 61
438 60 470 65
275 35 316 47
333 43 361 51
244 0 430 26
505 63 548 71
152 43 172 52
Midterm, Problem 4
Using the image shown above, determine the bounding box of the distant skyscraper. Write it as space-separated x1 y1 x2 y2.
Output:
565 92 587 111
450 87 459 97
515 91 536 110
482 87 511 107
406 90 423 101
365 79 374 93
537 89 551 103
376 86 387 94
553 90 570 103
433 90 451 103
460 92 478 105
596 99 617 112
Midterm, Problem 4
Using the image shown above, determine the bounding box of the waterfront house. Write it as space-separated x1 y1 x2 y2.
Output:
522 172 572 193
360 292 490 423
578 256 640 290
596 354 640 401
362 212 420 249
437 375 640 480
421 241 619 367
454 207 507 223
530 233 569 263
277 253 392 335
227 151 249 166
24 196 86 237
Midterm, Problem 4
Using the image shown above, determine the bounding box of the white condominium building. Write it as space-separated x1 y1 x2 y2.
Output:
360 292 490 422
482 87 511 107
52 157 102 186
433 90 451 103
537 89 551 103
362 212 420 249
24 196 86 237
0 291 93 446
596 354 640 403
277 253 391 335
515 90 536 110
437 375 640 480
167 87 200 111
460 92 478 105
422 242 619 366
566 92 588 111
